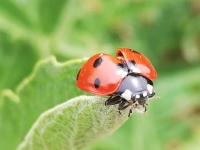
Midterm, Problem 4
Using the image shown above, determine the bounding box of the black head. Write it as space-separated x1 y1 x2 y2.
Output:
117 74 155 105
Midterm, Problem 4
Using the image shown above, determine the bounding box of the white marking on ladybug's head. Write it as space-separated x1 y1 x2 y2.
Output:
136 94 140 99
147 84 153 94
121 89 132 100
129 65 141 73
99 53 103 56
116 70 128 78
143 91 147 97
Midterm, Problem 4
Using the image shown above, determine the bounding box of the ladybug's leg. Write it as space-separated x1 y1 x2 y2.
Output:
105 96 122 106
118 100 129 110
118 100 133 117
118 100 126 116
128 109 132 117
118 100 126 109
118 110 122 116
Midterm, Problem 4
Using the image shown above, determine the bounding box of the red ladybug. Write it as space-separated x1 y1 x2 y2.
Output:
76 48 157 117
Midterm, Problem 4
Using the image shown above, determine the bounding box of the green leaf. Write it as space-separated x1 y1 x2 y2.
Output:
17 96 129 150
0 57 87 150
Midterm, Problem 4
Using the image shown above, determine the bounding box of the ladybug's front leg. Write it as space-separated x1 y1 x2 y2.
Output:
105 95 122 106
118 100 133 117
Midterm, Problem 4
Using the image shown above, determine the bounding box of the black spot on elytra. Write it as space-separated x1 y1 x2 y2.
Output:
116 63 128 73
130 49 140 54
93 57 103 68
128 60 136 66
76 69 81 80
117 63 126 69
94 78 100 88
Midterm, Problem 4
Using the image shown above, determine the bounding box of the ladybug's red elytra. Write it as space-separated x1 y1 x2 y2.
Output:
76 48 157 117
116 48 157 80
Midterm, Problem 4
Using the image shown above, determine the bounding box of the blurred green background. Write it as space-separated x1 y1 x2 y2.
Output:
0 0 200 150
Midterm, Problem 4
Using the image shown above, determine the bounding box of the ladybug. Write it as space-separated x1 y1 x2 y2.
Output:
76 48 157 117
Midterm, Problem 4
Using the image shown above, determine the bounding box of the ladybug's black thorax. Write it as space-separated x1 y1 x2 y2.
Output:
116 74 154 105
117 74 149 94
